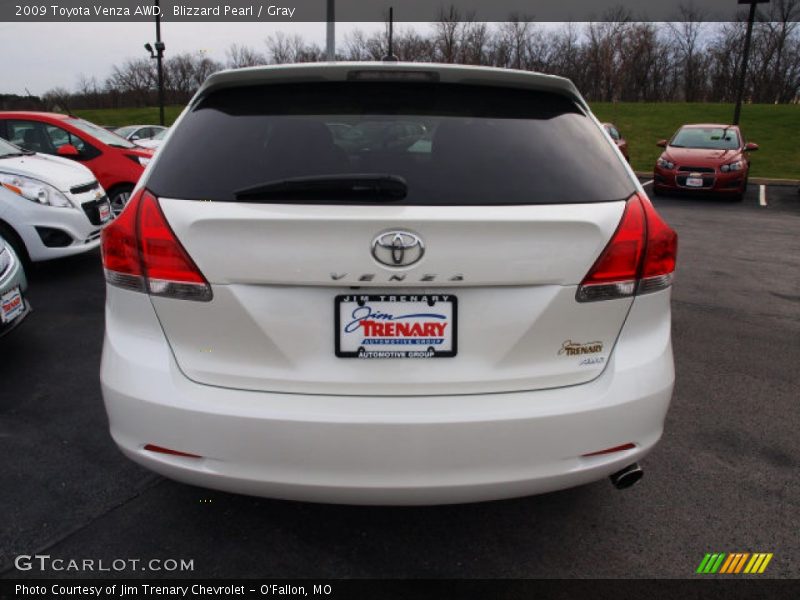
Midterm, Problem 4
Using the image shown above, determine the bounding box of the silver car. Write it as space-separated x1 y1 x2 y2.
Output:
0 235 30 336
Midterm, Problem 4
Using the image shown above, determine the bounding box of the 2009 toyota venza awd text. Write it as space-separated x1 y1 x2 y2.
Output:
100 63 677 505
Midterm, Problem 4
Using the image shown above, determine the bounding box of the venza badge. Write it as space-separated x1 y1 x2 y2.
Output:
371 231 425 267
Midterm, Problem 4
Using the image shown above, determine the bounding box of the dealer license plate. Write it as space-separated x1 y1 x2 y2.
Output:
686 176 704 187
0 287 24 323
336 294 457 358
98 201 111 223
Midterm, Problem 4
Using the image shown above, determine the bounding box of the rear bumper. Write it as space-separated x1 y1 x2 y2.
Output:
101 288 674 505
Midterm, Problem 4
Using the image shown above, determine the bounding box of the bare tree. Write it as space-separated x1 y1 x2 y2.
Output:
342 29 371 61
432 6 463 63
191 54 224 88
265 32 321 64
226 43 265 68
667 4 709 101
106 58 157 106
42 87 72 112
460 21 490 65
32 15 800 109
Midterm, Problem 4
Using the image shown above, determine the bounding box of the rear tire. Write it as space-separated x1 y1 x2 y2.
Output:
108 184 134 218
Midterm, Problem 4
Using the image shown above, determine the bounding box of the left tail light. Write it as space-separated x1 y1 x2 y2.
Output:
101 189 212 301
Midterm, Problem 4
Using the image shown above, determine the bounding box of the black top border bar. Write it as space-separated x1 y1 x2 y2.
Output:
2 0 791 23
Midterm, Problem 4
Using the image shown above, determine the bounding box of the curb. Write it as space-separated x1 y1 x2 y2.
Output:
633 171 799 187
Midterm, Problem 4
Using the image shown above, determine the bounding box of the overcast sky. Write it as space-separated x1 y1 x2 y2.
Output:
0 21 385 95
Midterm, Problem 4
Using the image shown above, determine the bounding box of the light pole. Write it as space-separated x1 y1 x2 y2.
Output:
733 0 769 125
383 7 398 62
326 0 335 61
144 0 166 126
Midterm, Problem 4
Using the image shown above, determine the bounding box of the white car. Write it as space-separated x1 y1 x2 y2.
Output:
113 124 167 144
0 235 30 337
100 63 677 505
0 138 111 262
132 128 167 150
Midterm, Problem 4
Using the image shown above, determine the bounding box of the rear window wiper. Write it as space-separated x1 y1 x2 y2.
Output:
234 174 407 201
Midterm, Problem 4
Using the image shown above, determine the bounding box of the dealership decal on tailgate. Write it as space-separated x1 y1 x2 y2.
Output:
336 295 457 358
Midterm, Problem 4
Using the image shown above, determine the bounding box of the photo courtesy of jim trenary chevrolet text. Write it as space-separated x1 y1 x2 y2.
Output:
0 0 798 597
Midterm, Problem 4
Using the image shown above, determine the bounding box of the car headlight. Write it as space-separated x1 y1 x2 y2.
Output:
138 157 151 167
0 173 73 208
657 158 675 170
720 161 743 172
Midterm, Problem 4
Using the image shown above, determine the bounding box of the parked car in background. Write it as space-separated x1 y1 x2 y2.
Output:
0 137 110 263
101 63 677 505
0 234 30 337
113 124 168 144
132 128 168 150
653 124 757 201
602 122 629 162
0 112 154 216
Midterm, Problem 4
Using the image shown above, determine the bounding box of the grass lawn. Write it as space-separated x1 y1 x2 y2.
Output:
74 102 800 180
73 105 185 128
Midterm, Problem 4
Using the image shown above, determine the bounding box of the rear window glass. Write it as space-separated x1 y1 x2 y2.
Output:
147 82 634 205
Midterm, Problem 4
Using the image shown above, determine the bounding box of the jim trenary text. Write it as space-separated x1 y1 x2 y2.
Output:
16 584 333 597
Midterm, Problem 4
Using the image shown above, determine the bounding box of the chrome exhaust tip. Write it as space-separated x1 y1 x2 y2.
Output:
609 463 643 490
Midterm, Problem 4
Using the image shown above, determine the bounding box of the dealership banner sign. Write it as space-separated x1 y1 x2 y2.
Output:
2 0 776 22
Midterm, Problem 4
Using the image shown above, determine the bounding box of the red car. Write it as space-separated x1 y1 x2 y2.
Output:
653 124 758 201
0 112 154 216
603 122 629 162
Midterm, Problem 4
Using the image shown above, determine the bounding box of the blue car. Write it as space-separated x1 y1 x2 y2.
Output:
0 235 30 337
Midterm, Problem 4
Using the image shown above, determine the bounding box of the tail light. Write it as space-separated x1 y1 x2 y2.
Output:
577 192 677 302
101 189 212 301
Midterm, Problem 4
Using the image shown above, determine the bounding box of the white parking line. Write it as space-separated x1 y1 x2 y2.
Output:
641 180 653 187
759 185 767 207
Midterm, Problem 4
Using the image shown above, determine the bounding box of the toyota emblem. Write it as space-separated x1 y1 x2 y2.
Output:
371 231 425 267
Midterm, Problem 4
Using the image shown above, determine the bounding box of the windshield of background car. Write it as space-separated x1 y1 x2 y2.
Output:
671 127 740 150
67 118 136 148
0 137 24 157
147 81 635 205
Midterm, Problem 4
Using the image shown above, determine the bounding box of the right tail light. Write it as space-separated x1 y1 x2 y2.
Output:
577 192 677 302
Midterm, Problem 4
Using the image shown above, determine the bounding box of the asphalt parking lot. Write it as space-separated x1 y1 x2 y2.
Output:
1 182 798 579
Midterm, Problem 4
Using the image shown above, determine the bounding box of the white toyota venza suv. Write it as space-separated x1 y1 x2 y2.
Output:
100 63 677 505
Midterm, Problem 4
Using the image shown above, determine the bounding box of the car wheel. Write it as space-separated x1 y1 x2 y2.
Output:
109 185 134 218
732 175 749 203
0 222 31 267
